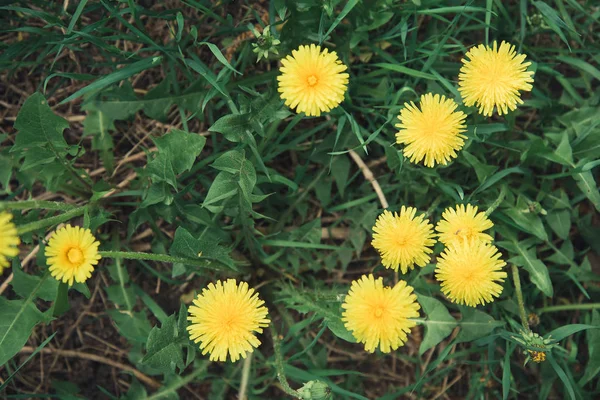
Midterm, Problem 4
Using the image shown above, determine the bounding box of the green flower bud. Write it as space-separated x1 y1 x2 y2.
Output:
297 380 332 400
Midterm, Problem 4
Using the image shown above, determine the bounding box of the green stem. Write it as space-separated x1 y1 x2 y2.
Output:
511 264 530 331
0 200 80 212
238 352 252 400
537 303 600 314
270 324 301 399
17 205 88 235
485 184 507 217
98 250 233 272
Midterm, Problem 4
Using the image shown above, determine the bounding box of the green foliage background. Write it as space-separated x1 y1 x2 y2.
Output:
0 0 599 399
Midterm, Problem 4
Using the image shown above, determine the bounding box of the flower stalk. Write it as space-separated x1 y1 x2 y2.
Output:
270 324 301 399
511 264 530 332
17 205 88 235
98 250 234 272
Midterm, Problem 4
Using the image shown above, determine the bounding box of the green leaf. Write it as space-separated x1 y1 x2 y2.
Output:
11 263 58 302
202 171 238 212
455 307 504 343
417 295 457 355
169 227 236 270
59 56 163 105
508 241 554 297
108 310 151 345
141 311 186 373
52 282 70 317
546 324 599 342
198 42 241 75
0 297 44 366
546 210 571 240
153 129 206 175
13 92 69 152
532 1 577 49
325 317 356 344
375 63 436 80
209 114 251 142
579 311 600 386
573 166 600 212
503 207 548 241
146 151 177 189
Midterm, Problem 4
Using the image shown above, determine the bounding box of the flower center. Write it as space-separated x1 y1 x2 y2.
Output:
374 306 384 318
306 74 318 87
67 248 84 265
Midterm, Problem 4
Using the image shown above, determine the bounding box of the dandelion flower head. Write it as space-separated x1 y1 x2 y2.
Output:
187 279 270 362
436 204 494 246
396 93 467 168
435 239 507 307
278 44 349 117
458 41 534 116
0 212 20 274
342 274 420 353
45 224 101 286
372 207 435 273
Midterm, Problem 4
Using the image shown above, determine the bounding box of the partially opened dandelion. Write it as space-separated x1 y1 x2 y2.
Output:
0 212 20 274
46 225 101 286
277 44 349 117
187 279 270 362
459 41 534 116
435 239 507 307
342 274 420 353
396 93 467 167
436 204 494 245
372 207 435 273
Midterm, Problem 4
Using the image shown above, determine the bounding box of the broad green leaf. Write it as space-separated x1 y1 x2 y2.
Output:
508 242 553 297
0 297 44 366
325 317 356 344
108 310 151 345
13 92 69 152
141 310 186 373
11 263 58 302
146 150 177 189
417 295 457 355
209 114 251 142
573 166 600 212
503 207 548 241
546 210 571 240
455 307 504 343
202 171 238 212
169 227 236 270
153 129 206 175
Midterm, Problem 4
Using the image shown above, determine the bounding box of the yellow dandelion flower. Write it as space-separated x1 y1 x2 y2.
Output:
187 279 270 362
529 350 546 363
0 212 20 274
45 225 101 286
435 204 494 246
372 207 435 273
396 93 467 168
435 239 507 307
277 44 349 117
342 274 420 353
458 41 535 116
